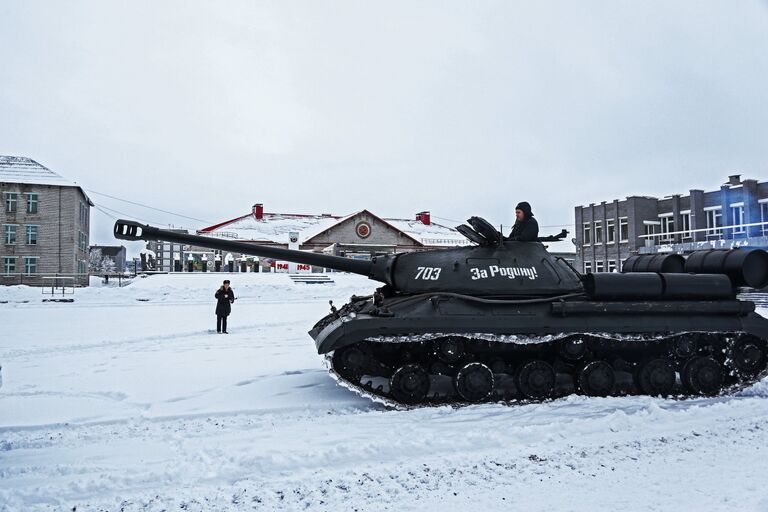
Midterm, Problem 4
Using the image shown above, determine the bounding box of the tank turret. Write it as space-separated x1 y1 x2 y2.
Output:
114 217 768 407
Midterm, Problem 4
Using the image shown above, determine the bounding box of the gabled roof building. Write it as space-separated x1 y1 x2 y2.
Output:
0 156 92 286
196 204 467 258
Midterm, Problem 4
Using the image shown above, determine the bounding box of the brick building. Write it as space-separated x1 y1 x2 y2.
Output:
575 175 768 273
0 156 92 286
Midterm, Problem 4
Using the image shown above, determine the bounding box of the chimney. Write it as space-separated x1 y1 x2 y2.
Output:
252 203 264 220
728 174 741 186
416 211 431 225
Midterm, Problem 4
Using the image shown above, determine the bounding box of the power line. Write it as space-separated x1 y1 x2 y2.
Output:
93 202 166 227
93 205 118 220
86 189 214 225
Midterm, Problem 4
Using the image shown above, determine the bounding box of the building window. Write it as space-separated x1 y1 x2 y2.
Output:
26 225 38 245
606 219 616 244
78 231 88 252
584 261 592 273
620 259 626 272
761 201 768 236
594 220 603 244
659 214 674 241
4 224 17 244
3 256 16 274
595 260 604 273
619 217 628 242
23 256 38 274
731 204 745 234
79 202 88 225
607 260 617 273
680 211 692 238
77 260 87 274
705 207 722 237
583 222 591 245
4 192 17 213
25 193 38 214
644 222 659 239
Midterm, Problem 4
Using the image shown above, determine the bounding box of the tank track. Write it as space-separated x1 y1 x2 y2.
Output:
325 331 768 409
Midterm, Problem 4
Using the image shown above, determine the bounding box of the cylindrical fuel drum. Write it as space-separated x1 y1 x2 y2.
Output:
660 273 734 299
584 272 663 299
684 249 768 288
623 254 685 273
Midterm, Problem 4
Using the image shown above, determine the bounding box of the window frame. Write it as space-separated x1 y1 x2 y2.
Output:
25 224 38 245
583 222 591 245
704 206 723 237
619 217 629 242
680 210 692 239
584 261 592 274
23 256 38 275
4 224 17 244
760 200 768 236
78 231 88 252
606 218 616 244
594 220 603 245
25 192 38 214
3 256 16 274
607 259 617 273
595 260 605 273
4 192 18 213
659 213 675 241
731 203 745 234
79 202 88 226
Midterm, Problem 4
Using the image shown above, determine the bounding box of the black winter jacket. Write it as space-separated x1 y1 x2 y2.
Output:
507 217 539 241
215 287 236 317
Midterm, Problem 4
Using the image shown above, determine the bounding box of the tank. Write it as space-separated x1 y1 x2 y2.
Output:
114 218 768 407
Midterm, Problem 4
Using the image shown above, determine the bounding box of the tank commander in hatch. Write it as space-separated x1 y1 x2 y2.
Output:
506 201 539 242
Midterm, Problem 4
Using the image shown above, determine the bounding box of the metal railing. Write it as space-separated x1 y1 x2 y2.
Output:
0 272 89 287
639 220 768 241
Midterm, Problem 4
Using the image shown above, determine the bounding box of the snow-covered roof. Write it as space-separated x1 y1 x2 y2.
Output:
0 155 92 203
385 218 467 247
200 212 345 245
0 156 73 186
199 209 468 247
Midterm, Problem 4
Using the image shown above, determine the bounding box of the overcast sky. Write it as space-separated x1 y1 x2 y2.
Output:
2 1 768 254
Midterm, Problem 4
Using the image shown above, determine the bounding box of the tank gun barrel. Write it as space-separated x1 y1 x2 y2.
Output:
113 219 391 281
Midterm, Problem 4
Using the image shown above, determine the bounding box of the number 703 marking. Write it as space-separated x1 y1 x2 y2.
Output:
414 266 442 280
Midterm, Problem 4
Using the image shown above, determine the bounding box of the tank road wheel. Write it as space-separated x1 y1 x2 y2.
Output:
559 338 587 362
682 356 723 395
453 362 495 402
517 360 556 400
637 359 676 396
332 345 370 379
578 361 616 397
390 364 430 404
671 335 698 360
728 337 766 377
433 337 465 364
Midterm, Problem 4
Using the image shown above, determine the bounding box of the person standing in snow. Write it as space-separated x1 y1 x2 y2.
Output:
215 279 236 334
506 201 539 242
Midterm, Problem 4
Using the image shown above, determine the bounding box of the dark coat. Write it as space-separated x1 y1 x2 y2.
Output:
507 202 539 242
215 287 235 317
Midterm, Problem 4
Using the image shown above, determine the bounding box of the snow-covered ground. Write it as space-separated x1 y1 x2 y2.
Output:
2 273 768 511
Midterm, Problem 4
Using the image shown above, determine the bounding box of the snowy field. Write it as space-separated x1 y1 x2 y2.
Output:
2 273 768 511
